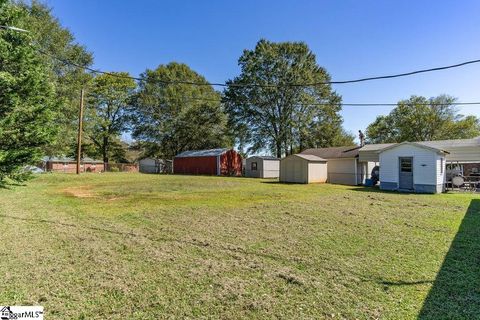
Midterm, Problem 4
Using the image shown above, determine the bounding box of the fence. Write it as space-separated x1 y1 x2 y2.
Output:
44 162 138 173
104 163 138 173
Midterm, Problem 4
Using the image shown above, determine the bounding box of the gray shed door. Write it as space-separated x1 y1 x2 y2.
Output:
399 157 413 190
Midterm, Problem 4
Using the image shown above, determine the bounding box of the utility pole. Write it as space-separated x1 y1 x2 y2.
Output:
76 89 85 174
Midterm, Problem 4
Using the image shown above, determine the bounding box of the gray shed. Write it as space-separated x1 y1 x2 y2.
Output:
245 156 280 178
280 154 327 184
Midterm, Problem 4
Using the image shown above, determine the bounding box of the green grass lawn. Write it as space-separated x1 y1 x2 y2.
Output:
0 173 478 319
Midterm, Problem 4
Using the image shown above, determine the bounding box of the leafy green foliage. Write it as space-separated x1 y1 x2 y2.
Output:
84 73 136 164
366 95 480 143
0 0 56 182
224 39 353 157
18 0 93 156
132 62 229 159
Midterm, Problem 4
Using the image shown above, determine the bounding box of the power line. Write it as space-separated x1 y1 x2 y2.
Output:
35 47 480 89
34 48 480 107
186 96 480 107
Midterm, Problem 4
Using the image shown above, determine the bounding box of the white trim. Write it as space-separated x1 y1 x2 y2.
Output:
354 158 358 185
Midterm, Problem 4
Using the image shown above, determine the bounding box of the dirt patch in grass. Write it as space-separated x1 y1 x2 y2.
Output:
63 186 95 198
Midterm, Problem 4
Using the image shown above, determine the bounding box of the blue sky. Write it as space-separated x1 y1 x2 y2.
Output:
44 0 480 141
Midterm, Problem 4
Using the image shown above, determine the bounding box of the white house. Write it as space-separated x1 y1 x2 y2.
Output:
301 146 376 185
378 142 448 193
245 156 280 178
279 154 327 184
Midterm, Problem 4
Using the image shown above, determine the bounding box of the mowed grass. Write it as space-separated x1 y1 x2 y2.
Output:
0 173 479 319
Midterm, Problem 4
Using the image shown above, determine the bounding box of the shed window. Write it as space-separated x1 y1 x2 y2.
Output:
251 162 257 171
440 158 444 173
400 158 412 172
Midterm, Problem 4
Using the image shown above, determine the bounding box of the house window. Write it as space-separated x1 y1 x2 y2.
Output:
251 162 257 171
440 158 444 174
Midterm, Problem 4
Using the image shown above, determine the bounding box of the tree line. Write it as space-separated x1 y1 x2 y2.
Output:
1 0 479 182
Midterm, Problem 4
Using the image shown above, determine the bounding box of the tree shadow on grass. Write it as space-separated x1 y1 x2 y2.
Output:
418 199 480 319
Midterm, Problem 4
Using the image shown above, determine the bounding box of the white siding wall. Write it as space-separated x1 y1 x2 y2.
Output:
327 159 356 185
379 144 437 185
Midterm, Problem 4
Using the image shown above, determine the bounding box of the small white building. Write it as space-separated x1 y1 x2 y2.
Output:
280 154 328 184
378 142 448 193
245 156 280 178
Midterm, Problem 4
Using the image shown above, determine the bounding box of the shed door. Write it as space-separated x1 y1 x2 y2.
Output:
399 157 413 190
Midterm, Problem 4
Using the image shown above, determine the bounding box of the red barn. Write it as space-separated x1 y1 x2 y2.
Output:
174 149 242 176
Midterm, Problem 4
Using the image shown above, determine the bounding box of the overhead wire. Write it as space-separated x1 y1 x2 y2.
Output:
35 46 480 88
34 47 480 106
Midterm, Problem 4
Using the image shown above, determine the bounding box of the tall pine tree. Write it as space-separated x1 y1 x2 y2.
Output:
0 0 57 182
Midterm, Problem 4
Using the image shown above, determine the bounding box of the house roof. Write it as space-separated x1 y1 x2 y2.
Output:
377 141 450 154
248 155 279 161
360 137 480 153
42 156 103 164
301 146 361 159
175 148 229 158
291 154 326 162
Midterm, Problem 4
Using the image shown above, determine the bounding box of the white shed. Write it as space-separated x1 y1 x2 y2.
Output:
280 154 328 184
378 142 448 193
245 156 280 178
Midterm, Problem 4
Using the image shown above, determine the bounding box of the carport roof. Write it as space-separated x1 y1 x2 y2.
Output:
301 146 361 159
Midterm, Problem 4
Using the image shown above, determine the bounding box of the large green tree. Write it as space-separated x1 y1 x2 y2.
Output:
132 62 229 159
366 95 480 143
224 39 353 157
84 73 136 167
0 0 57 181
18 0 93 156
